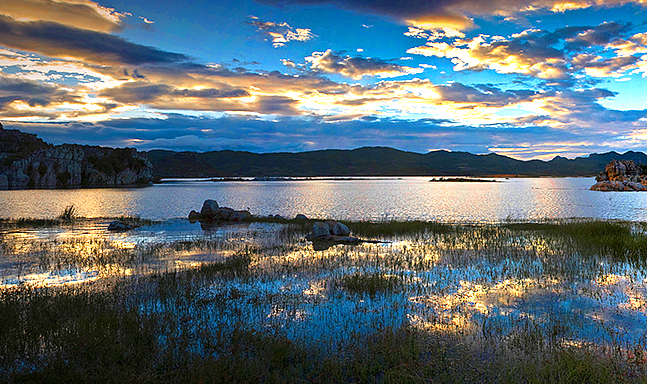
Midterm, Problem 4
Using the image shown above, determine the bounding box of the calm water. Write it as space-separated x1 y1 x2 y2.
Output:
1 177 646 222
4 178 647 362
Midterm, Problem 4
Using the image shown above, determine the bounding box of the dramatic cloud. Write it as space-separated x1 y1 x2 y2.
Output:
407 22 647 81
3 0 647 159
100 83 251 104
0 74 77 109
248 16 315 47
0 0 125 32
304 49 424 79
517 88 647 131
259 0 647 31
0 15 189 65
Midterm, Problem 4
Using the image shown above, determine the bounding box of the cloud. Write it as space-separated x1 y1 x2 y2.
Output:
248 17 315 47
407 22 647 81
97 81 302 115
407 32 569 79
305 49 424 79
0 74 77 109
0 15 189 65
259 0 647 31
517 88 647 131
9 113 645 160
0 0 125 32
100 83 250 104
0 73 123 121
432 82 537 106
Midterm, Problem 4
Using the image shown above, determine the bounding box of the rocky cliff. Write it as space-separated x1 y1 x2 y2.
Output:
0 124 153 190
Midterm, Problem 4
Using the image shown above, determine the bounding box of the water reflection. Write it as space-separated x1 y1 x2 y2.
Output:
3 219 647 353
5 177 647 222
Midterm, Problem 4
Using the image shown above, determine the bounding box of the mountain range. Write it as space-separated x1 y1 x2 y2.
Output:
146 147 647 178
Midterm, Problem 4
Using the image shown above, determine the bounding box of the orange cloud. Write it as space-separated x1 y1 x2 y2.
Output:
0 0 125 32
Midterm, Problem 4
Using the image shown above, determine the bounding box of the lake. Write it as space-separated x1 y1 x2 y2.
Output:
5 177 647 381
1 177 647 222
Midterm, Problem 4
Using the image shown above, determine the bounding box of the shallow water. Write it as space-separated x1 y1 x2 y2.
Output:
2 177 647 222
3 219 647 353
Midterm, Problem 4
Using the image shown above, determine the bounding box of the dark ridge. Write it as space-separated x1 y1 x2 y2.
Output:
146 147 647 178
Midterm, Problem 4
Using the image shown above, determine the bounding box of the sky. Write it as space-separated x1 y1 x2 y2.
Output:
3 1 647 159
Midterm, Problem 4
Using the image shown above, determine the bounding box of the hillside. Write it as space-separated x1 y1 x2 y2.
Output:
146 147 647 178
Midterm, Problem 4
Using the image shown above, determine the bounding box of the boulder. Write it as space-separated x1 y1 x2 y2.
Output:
189 200 255 223
312 222 331 238
309 221 351 238
214 207 234 220
599 160 642 183
108 220 132 231
229 210 251 222
627 181 647 191
200 200 219 218
331 222 350 236
188 210 201 222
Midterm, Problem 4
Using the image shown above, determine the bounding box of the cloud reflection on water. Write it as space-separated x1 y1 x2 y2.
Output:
3 218 647 353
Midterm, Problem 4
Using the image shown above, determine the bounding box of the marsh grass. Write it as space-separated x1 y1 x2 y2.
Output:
341 219 456 238
3 218 647 382
340 271 403 296
58 204 76 223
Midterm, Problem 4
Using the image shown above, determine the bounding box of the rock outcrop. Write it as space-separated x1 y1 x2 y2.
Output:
188 200 252 222
0 125 153 189
590 160 647 191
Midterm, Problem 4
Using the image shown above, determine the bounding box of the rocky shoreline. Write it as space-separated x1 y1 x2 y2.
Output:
590 160 647 191
0 125 153 190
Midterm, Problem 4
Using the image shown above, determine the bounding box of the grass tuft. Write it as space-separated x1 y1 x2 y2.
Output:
340 271 402 296
58 205 76 223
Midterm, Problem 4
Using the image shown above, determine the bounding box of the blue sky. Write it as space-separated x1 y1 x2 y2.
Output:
3 0 647 159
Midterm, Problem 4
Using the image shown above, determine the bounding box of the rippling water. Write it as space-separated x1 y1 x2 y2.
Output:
1 177 647 222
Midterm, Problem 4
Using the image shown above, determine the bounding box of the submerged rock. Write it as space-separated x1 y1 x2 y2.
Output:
108 221 132 231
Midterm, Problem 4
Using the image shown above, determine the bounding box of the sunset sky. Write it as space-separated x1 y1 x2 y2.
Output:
3 0 647 159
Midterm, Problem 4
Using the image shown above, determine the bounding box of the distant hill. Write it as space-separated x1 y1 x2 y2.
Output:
146 147 647 178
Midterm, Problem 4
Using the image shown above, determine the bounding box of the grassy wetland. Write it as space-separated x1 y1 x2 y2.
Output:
3 214 647 382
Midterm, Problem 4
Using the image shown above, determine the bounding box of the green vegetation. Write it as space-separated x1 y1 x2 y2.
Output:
88 148 148 176
3 218 647 382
